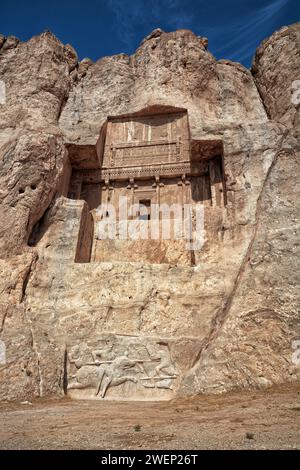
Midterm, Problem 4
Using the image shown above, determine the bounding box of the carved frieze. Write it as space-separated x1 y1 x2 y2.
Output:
111 140 180 167
100 162 209 182
102 111 190 176
67 336 179 400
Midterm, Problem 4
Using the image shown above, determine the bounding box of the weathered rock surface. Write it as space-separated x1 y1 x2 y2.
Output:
252 24 300 129
0 25 299 400
59 29 268 144
0 32 76 257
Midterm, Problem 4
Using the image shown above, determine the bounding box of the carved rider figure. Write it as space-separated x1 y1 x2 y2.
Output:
96 351 140 398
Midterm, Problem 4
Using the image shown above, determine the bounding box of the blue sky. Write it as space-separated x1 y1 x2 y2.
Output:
0 0 299 67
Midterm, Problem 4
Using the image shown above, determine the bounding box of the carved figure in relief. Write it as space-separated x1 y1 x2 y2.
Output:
67 345 105 391
92 338 115 363
67 339 179 397
155 348 177 377
139 343 178 390
95 351 140 398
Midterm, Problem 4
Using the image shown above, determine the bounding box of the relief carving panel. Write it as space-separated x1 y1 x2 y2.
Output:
112 141 180 167
67 336 179 400
102 111 189 172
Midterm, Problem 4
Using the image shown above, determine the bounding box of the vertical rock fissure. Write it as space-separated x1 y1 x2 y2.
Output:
27 325 43 398
20 255 38 303
251 72 272 120
63 347 68 395
0 306 9 334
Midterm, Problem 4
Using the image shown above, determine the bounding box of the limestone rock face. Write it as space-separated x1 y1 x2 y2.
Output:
0 32 76 257
181 146 300 394
252 23 300 129
0 32 75 399
0 25 299 401
59 29 267 144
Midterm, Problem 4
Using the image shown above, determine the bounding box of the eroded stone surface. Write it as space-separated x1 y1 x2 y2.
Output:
0 25 299 401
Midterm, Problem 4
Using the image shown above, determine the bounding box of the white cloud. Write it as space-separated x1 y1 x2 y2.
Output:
214 0 289 62
106 0 290 64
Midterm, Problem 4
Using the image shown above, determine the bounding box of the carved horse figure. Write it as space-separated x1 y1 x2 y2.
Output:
95 351 139 398
67 345 106 391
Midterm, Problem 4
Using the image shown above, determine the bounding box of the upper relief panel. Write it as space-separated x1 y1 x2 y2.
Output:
102 110 190 171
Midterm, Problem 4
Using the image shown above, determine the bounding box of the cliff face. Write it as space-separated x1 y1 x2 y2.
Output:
252 23 300 128
0 25 299 400
59 28 267 144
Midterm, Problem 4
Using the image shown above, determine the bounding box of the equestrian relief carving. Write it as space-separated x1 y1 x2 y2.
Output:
67 337 178 400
